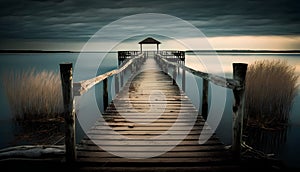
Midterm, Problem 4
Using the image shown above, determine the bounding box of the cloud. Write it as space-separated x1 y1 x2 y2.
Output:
0 0 299 43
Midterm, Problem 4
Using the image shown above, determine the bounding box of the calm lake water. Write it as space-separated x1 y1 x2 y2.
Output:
0 52 299 168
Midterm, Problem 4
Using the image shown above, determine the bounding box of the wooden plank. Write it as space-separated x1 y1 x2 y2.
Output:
97 118 203 123
104 110 198 113
76 166 240 172
102 111 200 114
109 105 195 109
112 100 193 104
101 116 198 119
86 130 214 135
80 139 223 146
115 95 189 98
77 151 228 158
77 145 226 152
108 104 196 108
101 113 199 116
76 157 232 163
94 119 199 126
90 126 211 132
92 122 207 127
82 134 218 140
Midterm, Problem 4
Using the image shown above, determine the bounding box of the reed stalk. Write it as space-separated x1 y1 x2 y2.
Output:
2 69 64 121
245 60 299 129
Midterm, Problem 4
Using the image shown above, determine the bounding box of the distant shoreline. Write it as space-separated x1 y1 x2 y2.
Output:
0 50 78 53
1 49 300 54
187 50 300 53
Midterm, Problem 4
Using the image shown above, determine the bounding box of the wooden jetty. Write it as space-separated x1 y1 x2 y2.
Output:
0 38 288 171
75 53 240 171
59 38 248 171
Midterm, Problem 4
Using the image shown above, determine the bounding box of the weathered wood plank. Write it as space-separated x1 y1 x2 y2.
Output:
90 126 212 131
86 130 214 135
93 122 207 127
100 116 202 120
76 166 240 172
76 157 232 163
82 134 217 140
77 151 228 158
112 100 192 104
80 139 223 146
77 145 226 152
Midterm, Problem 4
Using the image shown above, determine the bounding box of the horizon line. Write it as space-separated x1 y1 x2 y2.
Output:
1 49 300 53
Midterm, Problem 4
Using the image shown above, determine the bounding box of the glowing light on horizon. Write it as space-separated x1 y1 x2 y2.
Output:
1 35 300 51
207 35 300 50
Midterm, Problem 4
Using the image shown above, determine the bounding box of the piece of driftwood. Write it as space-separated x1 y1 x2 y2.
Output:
0 145 64 159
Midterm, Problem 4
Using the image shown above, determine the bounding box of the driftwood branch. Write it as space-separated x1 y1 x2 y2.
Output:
0 145 65 159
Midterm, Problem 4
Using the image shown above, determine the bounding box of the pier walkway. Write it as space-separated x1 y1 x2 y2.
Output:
75 54 239 171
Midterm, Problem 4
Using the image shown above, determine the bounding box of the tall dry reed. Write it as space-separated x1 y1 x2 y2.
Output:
2 69 64 121
245 60 299 129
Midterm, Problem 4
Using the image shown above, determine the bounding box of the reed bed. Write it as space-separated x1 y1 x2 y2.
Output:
245 60 299 129
2 69 64 121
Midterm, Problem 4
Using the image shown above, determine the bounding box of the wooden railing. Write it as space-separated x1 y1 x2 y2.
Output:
155 53 248 159
73 53 144 96
59 51 247 162
59 52 145 162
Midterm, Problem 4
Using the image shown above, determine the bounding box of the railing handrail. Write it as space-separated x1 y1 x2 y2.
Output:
155 53 248 159
156 54 242 90
73 53 144 96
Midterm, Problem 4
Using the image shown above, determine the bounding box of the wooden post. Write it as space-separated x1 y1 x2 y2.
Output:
165 63 168 74
59 63 76 162
103 78 108 110
120 71 124 87
232 63 248 159
202 79 209 120
115 74 119 94
182 68 186 91
131 62 134 73
173 66 177 85
118 57 122 66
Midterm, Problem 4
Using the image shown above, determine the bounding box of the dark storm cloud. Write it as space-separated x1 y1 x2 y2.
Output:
0 0 299 41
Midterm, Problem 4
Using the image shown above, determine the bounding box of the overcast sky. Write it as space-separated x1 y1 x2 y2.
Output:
0 0 299 50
